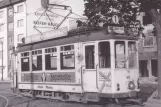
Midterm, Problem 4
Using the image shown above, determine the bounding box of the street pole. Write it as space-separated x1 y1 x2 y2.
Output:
157 30 161 98
1 41 3 81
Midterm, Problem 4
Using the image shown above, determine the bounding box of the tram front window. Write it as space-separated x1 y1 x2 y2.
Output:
128 41 137 68
99 42 111 68
115 41 126 68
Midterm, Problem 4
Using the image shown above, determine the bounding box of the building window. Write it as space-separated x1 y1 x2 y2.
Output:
45 47 57 70
32 50 42 71
9 50 12 59
8 8 13 16
9 36 13 44
17 34 24 42
17 5 23 13
99 42 111 68
143 36 154 47
115 41 126 68
8 59 11 66
21 52 30 72
0 24 4 32
60 45 75 69
0 11 3 18
17 19 23 27
8 22 13 31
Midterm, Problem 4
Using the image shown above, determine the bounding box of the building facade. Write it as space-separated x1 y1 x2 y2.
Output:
138 24 157 78
0 0 85 80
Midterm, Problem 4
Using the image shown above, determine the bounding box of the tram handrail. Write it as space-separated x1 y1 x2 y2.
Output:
96 64 99 89
81 65 85 92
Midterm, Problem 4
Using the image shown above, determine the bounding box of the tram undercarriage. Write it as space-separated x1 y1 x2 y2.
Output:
15 88 140 105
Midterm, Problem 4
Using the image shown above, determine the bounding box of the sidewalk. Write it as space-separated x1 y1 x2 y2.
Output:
144 90 161 107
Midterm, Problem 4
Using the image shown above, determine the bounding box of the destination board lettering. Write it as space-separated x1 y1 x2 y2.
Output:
21 72 75 83
46 86 53 90
21 73 43 82
38 85 43 88
51 74 71 81
48 72 75 82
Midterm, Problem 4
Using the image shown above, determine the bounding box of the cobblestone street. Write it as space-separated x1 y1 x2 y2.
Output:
0 81 156 107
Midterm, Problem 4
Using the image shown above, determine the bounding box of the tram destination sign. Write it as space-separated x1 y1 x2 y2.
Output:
21 72 75 83
108 26 124 34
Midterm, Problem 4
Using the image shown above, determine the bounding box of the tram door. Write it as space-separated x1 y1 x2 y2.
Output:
82 43 98 92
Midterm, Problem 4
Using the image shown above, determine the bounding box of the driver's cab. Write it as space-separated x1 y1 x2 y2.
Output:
112 40 139 96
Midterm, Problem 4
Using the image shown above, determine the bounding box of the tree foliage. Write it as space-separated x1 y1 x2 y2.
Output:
84 0 161 32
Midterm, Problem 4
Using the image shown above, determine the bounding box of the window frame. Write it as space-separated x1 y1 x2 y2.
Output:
0 24 4 32
143 36 154 48
60 44 75 70
45 47 57 70
8 36 13 44
17 19 23 27
17 34 24 42
8 8 13 16
21 52 30 72
98 41 111 68
0 11 4 18
17 4 23 13
128 41 138 69
32 49 42 71
84 44 95 69
115 41 126 68
8 22 13 31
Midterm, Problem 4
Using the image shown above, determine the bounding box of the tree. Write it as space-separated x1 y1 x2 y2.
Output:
84 0 161 98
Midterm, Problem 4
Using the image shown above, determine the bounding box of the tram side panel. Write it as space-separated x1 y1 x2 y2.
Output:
18 43 83 93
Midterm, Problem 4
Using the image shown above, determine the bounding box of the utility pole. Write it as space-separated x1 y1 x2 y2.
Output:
157 27 161 98
1 41 3 81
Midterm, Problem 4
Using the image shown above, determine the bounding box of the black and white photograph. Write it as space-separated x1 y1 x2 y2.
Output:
0 0 160 107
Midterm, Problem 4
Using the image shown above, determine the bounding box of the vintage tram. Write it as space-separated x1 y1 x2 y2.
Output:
11 27 140 103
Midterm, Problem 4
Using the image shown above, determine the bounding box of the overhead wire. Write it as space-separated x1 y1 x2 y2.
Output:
56 0 70 5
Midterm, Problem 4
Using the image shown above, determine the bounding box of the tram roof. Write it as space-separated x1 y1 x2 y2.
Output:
16 30 139 53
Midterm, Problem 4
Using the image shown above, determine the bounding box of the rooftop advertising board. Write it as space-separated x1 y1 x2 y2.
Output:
26 0 85 37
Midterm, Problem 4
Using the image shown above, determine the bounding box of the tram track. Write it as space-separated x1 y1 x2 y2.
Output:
0 88 35 107
0 88 140 107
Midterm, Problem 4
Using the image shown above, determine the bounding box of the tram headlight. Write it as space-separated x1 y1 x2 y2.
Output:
128 81 135 90
137 79 140 89
117 83 120 91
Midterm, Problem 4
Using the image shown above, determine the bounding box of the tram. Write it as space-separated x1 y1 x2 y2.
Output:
11 27 140 103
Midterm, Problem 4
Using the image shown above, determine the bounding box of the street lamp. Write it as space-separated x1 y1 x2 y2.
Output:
0 41 3 81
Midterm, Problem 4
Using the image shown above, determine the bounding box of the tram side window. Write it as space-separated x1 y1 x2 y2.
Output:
60 45 75 69
32 50 42 71
99 42 111 68
21 52 29 72
45 47 57 70
85 45 95 69
128 41 137 68
115 41 126 68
